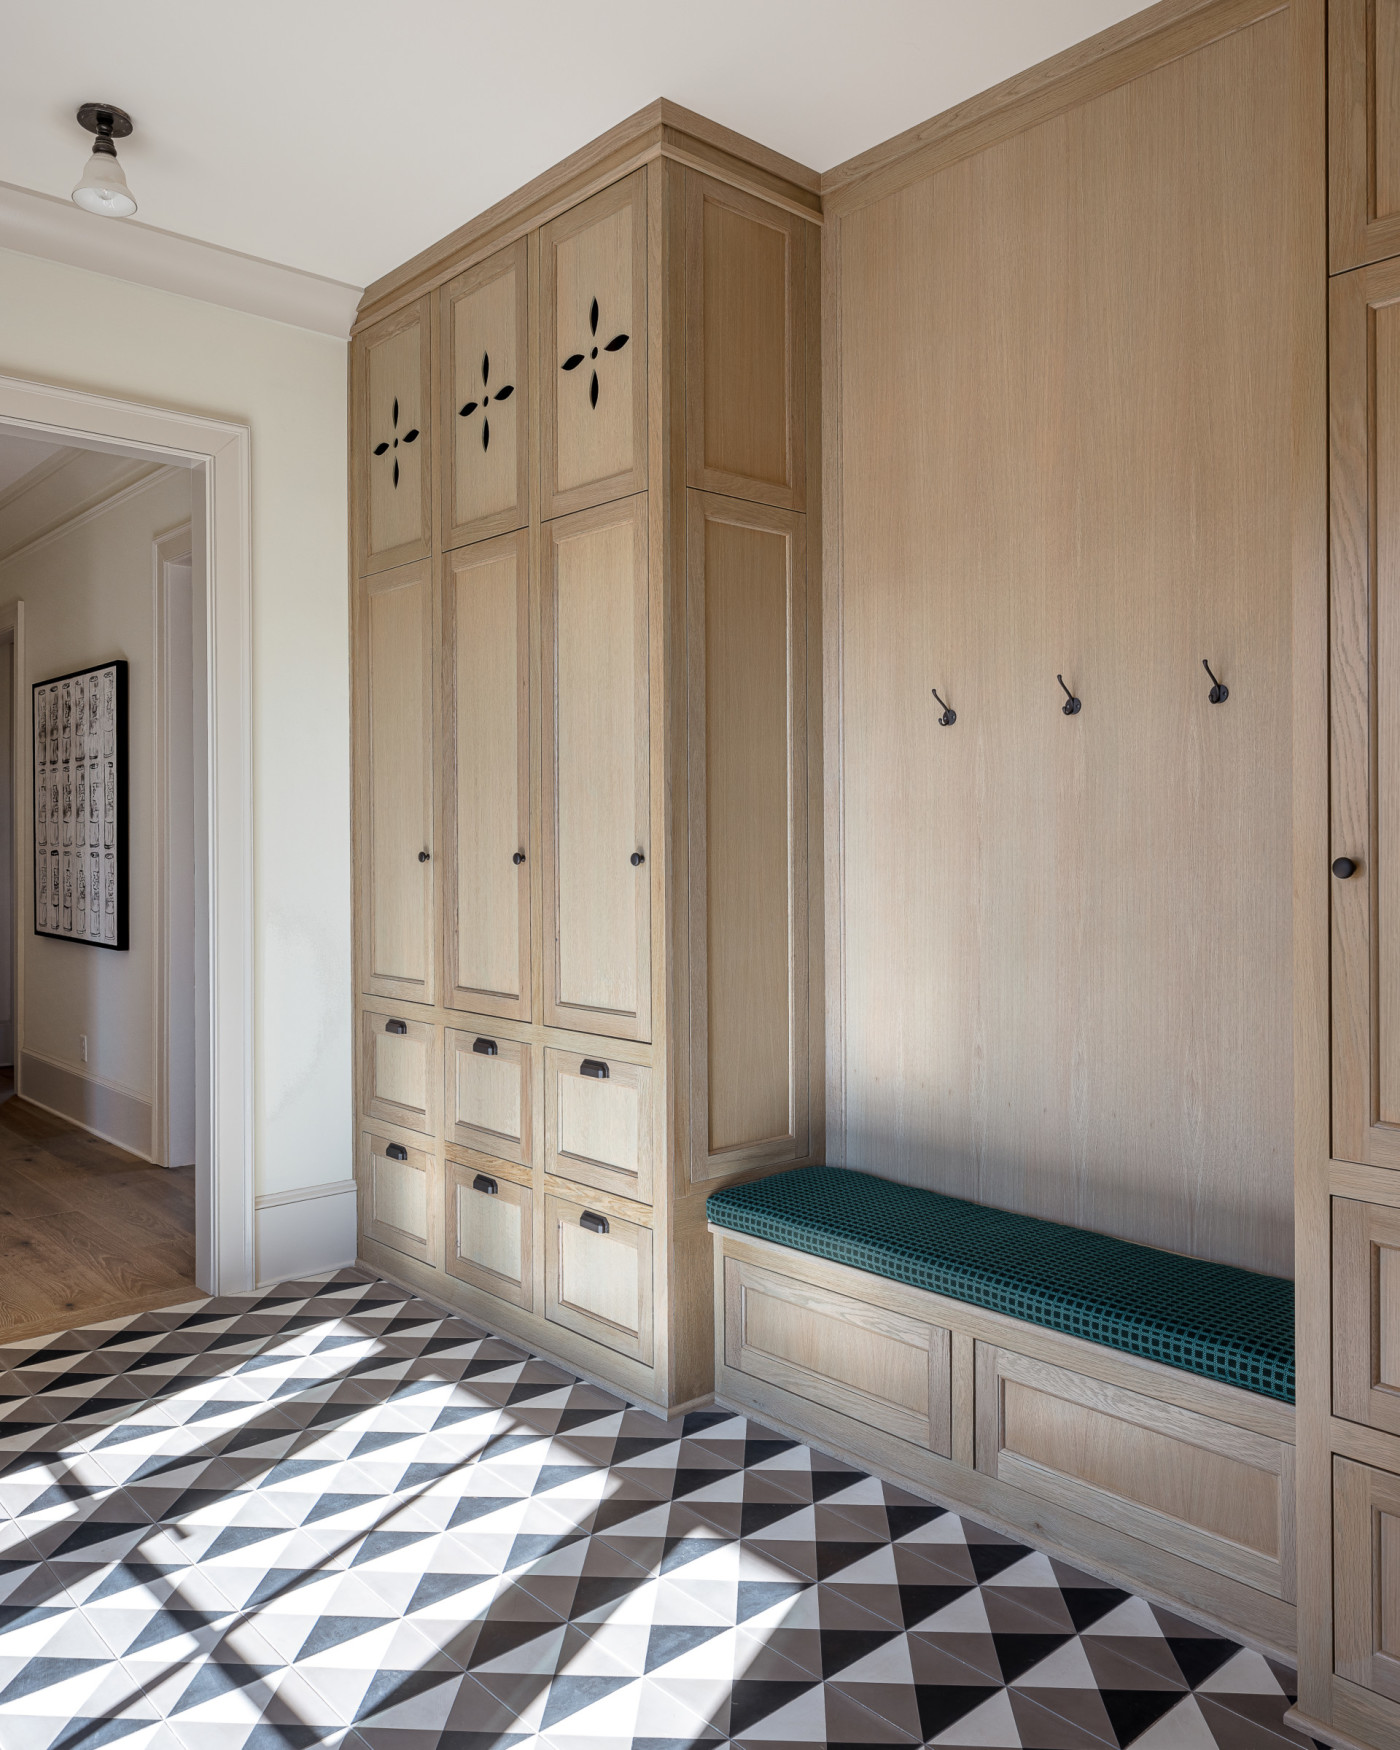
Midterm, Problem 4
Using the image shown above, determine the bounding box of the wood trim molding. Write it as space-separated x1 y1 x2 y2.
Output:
0 459 174 570
255 1176 357 1210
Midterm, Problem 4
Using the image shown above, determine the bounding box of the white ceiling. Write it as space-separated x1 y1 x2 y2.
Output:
0 1 1145 290
0 433 66 497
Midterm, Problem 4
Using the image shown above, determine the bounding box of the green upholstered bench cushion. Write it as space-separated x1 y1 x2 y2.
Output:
707 1165 1294 1405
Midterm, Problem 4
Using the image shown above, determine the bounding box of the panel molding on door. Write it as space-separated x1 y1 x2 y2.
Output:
446 1028 532 1167
540 171 648 519
358 1129 437 1265
685 170 806 509
355 297 432 575
442 531 531 1020
544 1192 654 1363
1332 259 1400 1168
687 493 808 1180
445 1150 533 1309
542 496 651 1041
360 1010 439 1137
1333 1196 1400 1435
545 1049 652 1204
1335 1455 1400 1701
439 240 529 548
355 562 435 1004
1330 0 1400 273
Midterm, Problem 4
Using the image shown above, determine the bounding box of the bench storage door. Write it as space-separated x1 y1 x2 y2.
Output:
722 1254 952 1456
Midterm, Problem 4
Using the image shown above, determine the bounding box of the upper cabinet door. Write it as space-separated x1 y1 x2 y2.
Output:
1333 258 1400 1167
541 172 648 519
1332 0 1400 272
542 496 651 1042
355 562 435 1004
356 298 433 575
442 530 532 1020
685 171 807 510
439 241 530 549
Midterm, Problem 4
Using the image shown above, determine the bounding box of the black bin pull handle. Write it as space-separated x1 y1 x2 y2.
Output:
579 1210 610 1235
579 1058 609 1080
472 1173 498 1196
385 1018 408 1036
473 1037 498 1057
385 1143 408 1161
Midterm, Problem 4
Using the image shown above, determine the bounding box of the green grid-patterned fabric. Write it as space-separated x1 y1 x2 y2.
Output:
707 1166 1294 1404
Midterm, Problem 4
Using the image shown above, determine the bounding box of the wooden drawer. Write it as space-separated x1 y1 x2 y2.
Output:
722 1254 952 1455
545 1049 651 1204
976 1344 1295 1601
1335 1454 1400 1701
1334 1197 1400 1436
360 1010 438 1137
446 1029 532 1166
544 1192 653 1364
445 1150 532 1310
358 1129 437 1266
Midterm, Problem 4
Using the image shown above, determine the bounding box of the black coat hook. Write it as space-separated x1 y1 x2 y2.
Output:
1202 659 1229 704
930 687 956 727
1057 675 1081 716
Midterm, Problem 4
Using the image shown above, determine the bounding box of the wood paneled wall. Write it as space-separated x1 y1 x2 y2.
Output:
825 0 1318 1278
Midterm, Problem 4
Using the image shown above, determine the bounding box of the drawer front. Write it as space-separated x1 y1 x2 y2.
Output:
545 1050 651 1203
1336 1455 1400 1701
723 1255 951 1454
976 1344 1294 1601
544 1193 653 1364
447 1030 532 1166
361 1011 438 1136
358 1129 436 1266
1335 1197 1400 1435
445 1151 532 1310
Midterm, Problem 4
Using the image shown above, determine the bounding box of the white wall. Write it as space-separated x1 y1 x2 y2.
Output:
0 641 11 1067
0 246 352 1267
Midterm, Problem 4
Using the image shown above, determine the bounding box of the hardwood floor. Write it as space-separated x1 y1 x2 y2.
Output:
0 1097 197 1342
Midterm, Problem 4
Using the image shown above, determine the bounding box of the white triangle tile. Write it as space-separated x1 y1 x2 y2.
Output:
832 1629 917 1686
919 1584 993 1633
1009 1634 1098 1689
734 1678 826 1739
472 1621 568 1676
931 1684 1023 1745
1196 1647 1289 1696
1131 1692 1223 1750
983 1549 1061 1588
825 1541 900 1584
1082 1593 1167 1636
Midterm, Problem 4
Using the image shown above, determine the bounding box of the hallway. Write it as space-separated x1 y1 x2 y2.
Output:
0 1097 195 1341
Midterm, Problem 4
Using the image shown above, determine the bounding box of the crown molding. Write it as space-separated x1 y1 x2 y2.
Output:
0 458 177 570
0 180 361 339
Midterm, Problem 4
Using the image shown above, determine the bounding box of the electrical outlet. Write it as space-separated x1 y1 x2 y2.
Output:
79 1034 87 1064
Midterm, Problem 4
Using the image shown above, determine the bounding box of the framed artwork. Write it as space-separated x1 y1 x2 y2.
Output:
33 660 128 950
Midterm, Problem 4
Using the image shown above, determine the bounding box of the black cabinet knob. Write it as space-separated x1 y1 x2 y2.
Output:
630 851 645 866
512 850 526 865
418 850 430 863
1333 856 1358 879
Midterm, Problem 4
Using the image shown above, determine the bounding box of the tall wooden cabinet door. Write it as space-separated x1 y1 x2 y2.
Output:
1331 1 1400 272
355 298 432 575
542 497 651 1041
442 532 531 1019
355 563 435 1005
440 241 529 548
540 172 648 519
685 172 806 510
1332 261 1400 1168
1335 1455 1400 1700
688 494 810 1180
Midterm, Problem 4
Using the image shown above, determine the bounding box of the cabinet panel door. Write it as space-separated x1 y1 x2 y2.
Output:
358 1129 436 1265
1333 261 1400 1168
541 171 648 519
355 563 435 1004
685 171 807 509
688 494 810 1180
446 1028 532 1167
542 497 651 1041
545 1049 652 1204
443 532 531 1019
440 241 529 548
356 298 432 574
1335 1455 1400 1701
1331 0 1400 272
1334 1197 1400 1435
544 1192 654 1364
445 1151 533 1309
360 1010 439 1137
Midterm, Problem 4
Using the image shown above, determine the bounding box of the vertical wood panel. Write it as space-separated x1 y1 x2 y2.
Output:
1335 1455 1400 1702
439 240 529 548
357 299 432 574
1330 0 1400 270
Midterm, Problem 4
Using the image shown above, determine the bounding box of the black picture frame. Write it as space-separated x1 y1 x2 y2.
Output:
32 659 129 951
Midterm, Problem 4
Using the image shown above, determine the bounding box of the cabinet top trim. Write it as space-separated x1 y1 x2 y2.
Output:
355 99 821 334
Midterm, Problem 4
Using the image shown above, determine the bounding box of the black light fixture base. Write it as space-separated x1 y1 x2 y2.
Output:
76 103 134 140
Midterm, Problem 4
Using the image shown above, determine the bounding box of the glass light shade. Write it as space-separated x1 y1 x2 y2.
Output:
71 147 137 218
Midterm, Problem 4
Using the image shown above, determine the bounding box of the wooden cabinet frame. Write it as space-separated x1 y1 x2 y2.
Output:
354 297 433 576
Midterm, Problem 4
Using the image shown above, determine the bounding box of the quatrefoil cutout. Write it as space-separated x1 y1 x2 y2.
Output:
372 396 419 488
562 296 629 409
458 351 515 452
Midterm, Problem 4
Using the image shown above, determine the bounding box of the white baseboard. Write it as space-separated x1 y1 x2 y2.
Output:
19 1050 153 1157
255 1179 358 1285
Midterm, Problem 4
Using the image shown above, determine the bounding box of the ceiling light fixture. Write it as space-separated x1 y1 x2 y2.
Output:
71 103 137 218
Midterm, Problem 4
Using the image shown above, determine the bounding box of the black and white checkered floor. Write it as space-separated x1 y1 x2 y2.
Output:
0 1271 1309 1750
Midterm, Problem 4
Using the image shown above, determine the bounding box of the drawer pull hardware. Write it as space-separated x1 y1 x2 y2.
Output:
1202 658 1229 704
472 1173 498 1196
512 850 526 865
1334 856 1358 879
579 1058 609 1080
1057 674 1081 716
630 850 645 866
418 849 431 862
384 1018 408 1035
385 1143 408 1161
579 1210 610 1235
473 1037 498 1056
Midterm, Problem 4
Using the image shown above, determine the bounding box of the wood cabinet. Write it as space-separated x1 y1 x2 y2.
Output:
1335 1456 1400 1702
355 298 433 574
1331 1 1400 272
350 112 822 1416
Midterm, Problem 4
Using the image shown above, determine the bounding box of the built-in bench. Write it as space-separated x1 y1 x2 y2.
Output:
708 1165 1298 1659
